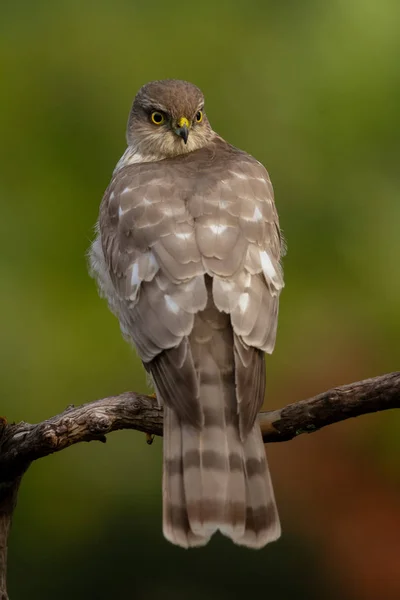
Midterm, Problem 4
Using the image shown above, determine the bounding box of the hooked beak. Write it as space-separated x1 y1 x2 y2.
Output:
175 117 190 144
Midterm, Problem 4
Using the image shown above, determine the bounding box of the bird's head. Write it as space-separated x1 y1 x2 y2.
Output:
126 79 215 159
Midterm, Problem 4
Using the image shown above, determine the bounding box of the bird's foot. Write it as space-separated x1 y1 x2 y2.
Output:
145 432 155 445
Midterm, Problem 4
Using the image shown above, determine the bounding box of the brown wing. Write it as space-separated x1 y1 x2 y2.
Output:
95 138 283 435
186 141 284 436
97 161 206 427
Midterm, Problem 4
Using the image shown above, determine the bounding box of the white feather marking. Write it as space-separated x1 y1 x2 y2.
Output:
230 171 248 180
259 250 277 280
118 205 130 218
130 262 140 286
209 224 228 235
252 206 263 222
142 252 159 281
175 232 192 240
109 191 115 200
243 272 252 288
182 276 200 292
122 186 132 195
218 279 235 292
238 292 250 313
165 295 180 314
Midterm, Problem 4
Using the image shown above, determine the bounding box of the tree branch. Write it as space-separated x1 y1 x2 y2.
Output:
1 372 399 478
258 371 400 441
0 371 399 598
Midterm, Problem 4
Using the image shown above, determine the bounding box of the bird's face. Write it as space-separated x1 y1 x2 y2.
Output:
127 80 215 158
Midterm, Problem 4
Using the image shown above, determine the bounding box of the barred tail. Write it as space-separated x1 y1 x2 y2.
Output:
162 348 280 549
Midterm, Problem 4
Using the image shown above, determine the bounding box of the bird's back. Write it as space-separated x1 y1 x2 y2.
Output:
90 81 284 548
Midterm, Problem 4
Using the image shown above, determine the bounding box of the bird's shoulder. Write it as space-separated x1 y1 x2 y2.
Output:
98 136 280 259
105 136 271 201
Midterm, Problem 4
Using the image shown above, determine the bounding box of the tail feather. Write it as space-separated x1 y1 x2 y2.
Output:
162 352 280 549
163 406 209 548
161 279 280 549
218 420 246 539
182 353 231 537
233 423 281 548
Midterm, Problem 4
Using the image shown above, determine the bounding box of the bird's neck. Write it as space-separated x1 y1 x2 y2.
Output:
115 131 220 173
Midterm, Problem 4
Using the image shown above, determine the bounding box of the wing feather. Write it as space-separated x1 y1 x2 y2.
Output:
91 140 284 437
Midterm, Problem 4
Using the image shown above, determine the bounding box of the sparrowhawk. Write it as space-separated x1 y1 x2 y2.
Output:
89 79 284 549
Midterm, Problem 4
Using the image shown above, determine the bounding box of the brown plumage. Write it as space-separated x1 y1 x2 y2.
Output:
89 79 284 548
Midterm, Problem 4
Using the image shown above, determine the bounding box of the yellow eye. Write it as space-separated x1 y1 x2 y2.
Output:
195 110 203 123
151 111 165 125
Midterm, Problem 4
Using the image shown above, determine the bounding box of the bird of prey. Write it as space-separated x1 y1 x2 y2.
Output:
89 79 284 549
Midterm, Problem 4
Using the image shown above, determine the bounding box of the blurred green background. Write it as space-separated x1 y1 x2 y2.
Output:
1 0 400 598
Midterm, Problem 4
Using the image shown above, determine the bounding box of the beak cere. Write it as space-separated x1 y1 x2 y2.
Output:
175 117 190 144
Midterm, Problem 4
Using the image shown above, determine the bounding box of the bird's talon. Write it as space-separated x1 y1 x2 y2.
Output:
146 433 155 445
